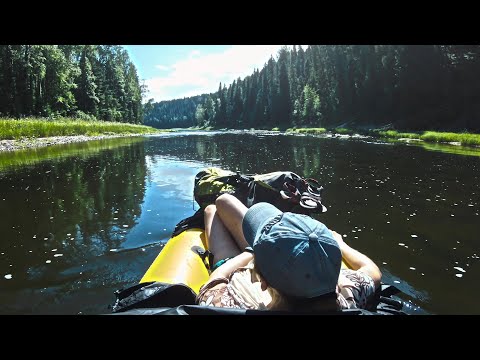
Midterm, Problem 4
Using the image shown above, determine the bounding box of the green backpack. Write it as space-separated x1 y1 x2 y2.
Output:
193 167 327 213
173 167 327 237
193 167 251 209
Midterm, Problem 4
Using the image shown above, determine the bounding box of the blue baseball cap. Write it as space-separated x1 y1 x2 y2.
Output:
242 202 342 298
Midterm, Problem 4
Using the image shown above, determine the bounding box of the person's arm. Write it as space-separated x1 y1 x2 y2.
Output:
208 251 254 281
331 230 382 288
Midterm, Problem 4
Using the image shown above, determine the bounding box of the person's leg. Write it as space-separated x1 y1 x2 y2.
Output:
204 204 241 265
215 194 250 250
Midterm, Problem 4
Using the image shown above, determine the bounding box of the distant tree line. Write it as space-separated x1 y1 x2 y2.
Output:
144 45 480 132
143 94 210 128
0 45 144 123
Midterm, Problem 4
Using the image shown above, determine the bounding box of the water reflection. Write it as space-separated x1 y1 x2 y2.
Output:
1 131 479 314
0 138 147 313
377 137 480 157
141 132 480 315
0 136 146 171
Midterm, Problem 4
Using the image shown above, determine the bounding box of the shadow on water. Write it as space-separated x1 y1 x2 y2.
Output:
1 131 479 314
0 137 150 314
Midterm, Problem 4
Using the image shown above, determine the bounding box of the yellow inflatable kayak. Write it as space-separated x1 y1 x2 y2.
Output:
112 228 405 315
140 228 210 294
140 228 350 295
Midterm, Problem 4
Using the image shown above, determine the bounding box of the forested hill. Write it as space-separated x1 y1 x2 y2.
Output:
0 45 144 124
143 94 210 128
144 45 480 132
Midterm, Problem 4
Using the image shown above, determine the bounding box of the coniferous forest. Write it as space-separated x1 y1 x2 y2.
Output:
0 45 144 123
2 45 480 134
144 45 480 132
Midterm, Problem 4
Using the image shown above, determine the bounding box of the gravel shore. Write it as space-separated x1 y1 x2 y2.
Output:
0 134 146 152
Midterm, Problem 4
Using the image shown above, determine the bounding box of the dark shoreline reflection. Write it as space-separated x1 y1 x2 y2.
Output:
0 138 148 313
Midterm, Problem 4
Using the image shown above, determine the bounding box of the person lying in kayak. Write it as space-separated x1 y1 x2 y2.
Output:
196 193 382 311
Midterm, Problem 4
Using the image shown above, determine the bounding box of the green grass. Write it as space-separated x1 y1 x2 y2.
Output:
156 126 480 147
0 118 160 140
375 130 420 139
284 126 480 147
286 127 327 134
374 129 480 146
419 131 480 146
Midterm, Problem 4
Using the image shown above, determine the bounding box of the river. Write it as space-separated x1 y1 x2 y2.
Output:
0 131 478 314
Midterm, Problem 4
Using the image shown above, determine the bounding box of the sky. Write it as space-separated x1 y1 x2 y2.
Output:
124 45 295 103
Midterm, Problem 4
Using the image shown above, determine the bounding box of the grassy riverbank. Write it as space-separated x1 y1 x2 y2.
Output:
284 127 480 147
374 130 480 146
154 124 480 148
0 118 159 140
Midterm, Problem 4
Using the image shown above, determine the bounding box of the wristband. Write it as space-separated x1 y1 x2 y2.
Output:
244 246 254 254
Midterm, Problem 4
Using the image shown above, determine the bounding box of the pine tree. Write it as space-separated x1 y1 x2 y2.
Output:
77 47 99 116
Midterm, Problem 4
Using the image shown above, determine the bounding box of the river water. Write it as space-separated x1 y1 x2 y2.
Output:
0 131 478 314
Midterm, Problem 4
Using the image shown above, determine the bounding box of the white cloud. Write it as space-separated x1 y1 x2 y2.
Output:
155 64 170 71
189 50 201 57
144 45 292 102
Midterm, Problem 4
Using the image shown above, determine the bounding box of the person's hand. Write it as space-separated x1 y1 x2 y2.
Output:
331 230 345 246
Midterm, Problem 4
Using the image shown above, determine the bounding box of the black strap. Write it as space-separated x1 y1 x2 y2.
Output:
191 245 213 272
172 208 205 237
112 282 197 313
246 180 256 207
364 283 406 314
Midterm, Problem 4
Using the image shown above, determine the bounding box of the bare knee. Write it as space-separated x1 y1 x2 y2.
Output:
215 193 241 211
204 204 217 219
216 193 247 219
216 193 234 208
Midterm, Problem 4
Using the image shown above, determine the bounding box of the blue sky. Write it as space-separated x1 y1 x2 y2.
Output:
123 45 292 103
